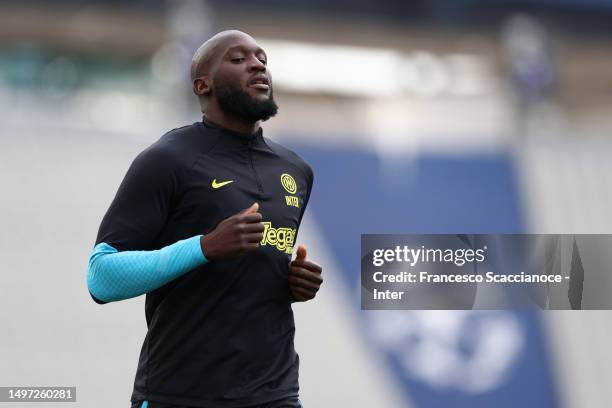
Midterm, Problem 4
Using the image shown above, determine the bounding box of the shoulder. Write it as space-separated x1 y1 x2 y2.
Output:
264 137 313 184
135 122 216 172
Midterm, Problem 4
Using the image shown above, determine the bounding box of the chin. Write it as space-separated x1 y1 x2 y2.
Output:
248 90 270 100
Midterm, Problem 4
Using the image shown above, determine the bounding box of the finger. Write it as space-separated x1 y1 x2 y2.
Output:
295 244 307 261
238 202 259 215
242 222 265 233
290 259 322 274
244 233 264 243
239 212 263 224
288 266 323 284
288 275 321 291
292 286 316 300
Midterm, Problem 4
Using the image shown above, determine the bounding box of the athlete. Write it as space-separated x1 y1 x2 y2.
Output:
86 30 323 408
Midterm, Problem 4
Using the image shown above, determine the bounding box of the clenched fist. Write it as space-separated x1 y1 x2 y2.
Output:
288 245 323 302
200 203 264 260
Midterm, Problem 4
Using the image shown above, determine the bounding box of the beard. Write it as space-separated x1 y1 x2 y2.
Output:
214 80 278 123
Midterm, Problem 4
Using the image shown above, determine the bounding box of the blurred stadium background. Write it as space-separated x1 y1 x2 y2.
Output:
2 0 612 407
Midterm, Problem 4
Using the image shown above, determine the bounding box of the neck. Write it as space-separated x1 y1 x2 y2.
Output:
202 104 260 135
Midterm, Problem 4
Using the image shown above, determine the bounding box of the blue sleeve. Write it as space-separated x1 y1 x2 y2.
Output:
87 235 208 303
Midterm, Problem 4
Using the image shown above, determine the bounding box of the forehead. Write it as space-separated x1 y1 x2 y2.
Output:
220 35 266 55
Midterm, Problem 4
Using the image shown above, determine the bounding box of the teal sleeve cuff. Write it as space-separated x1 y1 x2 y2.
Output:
87 235 208 303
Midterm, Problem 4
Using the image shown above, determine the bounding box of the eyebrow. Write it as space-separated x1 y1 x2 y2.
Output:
226 45 267 58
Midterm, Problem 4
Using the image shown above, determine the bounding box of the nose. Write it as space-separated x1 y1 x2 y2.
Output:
247 55 266 72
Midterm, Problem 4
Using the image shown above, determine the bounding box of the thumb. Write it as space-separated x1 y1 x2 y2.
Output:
239 202 259 215
295 244 307 261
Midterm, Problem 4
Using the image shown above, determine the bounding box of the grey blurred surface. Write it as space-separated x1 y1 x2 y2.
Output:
0 126 150 407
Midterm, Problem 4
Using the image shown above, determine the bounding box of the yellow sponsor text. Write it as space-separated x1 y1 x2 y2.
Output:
260 222 296 254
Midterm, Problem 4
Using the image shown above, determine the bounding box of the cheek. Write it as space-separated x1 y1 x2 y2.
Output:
218 66 247 87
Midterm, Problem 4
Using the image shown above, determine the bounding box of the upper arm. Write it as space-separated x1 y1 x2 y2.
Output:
95 145 181 251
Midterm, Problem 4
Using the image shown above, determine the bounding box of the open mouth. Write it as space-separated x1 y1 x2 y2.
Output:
249 76 270 90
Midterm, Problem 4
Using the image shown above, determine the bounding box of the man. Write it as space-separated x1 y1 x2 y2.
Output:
87 30 323 408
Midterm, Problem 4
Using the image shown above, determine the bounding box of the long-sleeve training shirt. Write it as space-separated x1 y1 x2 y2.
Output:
88 117 313 407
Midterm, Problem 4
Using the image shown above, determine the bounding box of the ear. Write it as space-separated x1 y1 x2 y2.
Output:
193 76 211 96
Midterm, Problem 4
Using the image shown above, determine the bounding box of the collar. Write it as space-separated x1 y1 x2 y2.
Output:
201 115 264 145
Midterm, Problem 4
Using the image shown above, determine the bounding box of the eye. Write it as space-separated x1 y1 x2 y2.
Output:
259 59 267 65
231 57 245 63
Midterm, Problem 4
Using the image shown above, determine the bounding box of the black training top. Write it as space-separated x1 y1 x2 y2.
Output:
94 117 313 407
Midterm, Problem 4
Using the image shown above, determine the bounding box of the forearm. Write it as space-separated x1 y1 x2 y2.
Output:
86 235 207 303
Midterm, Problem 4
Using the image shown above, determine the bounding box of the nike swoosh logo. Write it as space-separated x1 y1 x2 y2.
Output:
212 179 234 189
